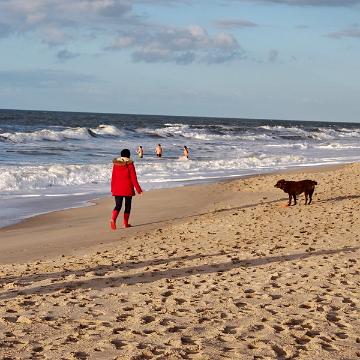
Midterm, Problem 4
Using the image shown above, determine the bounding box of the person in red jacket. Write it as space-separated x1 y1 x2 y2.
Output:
110 148 143 230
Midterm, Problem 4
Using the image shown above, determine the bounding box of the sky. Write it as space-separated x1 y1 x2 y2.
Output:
0 0 359 122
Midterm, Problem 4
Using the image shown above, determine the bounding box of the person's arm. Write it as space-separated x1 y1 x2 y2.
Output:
128 163 142 194
110 165 116 193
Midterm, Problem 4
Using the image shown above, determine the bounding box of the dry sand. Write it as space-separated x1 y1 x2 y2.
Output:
0 163 359 359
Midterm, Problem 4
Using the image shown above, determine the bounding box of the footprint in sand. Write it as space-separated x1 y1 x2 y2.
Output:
293 335 311 346
64 335 79 344
19 300 36 307
116 313 132 321
174 298 187 305
271 344 287 358
249 324 265 332
42 315 56 322
299 303 312 309
342 297 356 306
335 332 348 339
181 335 197 345
72 351 89 359
198 316 210 324
111 339 127 350
161 290 173 297
113 327 126 334
320 342 337 352
159 318 174 326
305 330 320 338
273 325 285 333
123 306 134 311
269 294 282 300
326 312 341 323
234 301 247 309
167 325 186 333
284 318 304 328
32 346 44 354
223 325 237 335
222 346 234 354
247 343 256 350
141 315 155 324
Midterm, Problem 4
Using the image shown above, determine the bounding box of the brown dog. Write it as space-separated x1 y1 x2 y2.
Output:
274 179 317 206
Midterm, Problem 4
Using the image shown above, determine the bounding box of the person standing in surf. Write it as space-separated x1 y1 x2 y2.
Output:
183 146 189 159
137 145 144 158
110 149 143 230
155 144 163 157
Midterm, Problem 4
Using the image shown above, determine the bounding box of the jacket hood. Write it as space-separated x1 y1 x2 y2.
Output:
113 157 133 165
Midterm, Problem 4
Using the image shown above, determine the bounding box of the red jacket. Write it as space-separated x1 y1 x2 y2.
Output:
111 158 142 196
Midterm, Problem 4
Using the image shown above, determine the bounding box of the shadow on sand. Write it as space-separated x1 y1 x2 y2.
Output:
1 246 358 300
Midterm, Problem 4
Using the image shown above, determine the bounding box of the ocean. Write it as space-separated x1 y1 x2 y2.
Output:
1 109 360 228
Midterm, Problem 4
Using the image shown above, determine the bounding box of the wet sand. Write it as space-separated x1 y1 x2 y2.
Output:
0 163 359 359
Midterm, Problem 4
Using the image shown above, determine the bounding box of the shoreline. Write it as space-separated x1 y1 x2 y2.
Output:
0 162 350 265
0 161 350 231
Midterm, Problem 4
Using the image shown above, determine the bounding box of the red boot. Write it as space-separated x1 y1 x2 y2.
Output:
110 210 119 230
123 213 132 228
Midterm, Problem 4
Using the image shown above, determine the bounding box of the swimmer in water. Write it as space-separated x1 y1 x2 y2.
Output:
137 145 144 158
155 144 163 157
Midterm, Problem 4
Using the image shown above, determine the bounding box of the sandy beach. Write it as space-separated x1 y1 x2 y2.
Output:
0 163 359 360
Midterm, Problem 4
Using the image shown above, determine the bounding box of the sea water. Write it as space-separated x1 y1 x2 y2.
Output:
1 109 360 227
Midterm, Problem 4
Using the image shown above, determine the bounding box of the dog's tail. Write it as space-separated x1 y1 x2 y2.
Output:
313 181 318 185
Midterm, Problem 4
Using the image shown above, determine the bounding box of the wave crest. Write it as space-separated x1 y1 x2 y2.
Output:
0 124 123 143
0 164 112 192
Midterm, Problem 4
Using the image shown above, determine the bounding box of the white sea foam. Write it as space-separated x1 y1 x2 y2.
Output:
0 124 123 143
337 128 360 138
2 111 360 228
0 164 112 192
265 143 309 149
0 152 308 194
137 124 272 142
316 143 360 150
90 124 123 136
256 125 360 141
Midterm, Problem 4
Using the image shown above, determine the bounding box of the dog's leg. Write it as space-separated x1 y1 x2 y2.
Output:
288 194 292 206
308 189 314 205
305 193 308 205
293 194 297 205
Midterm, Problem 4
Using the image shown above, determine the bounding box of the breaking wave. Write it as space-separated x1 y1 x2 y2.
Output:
0 124 123 143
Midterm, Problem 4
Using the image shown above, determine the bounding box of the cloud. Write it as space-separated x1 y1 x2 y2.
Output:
0 22 11 38
228 0 360 5
0 69 95 88
0 0 244 65
110 24 244 64
327 27 360 39
214 19 258 29
268 49 279 62
140 0 360 5
136 0 192 4
134 0 360 5
56 49 80 62
0 0 133 45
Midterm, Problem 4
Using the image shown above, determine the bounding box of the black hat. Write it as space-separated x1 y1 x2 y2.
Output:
121 149 131 158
